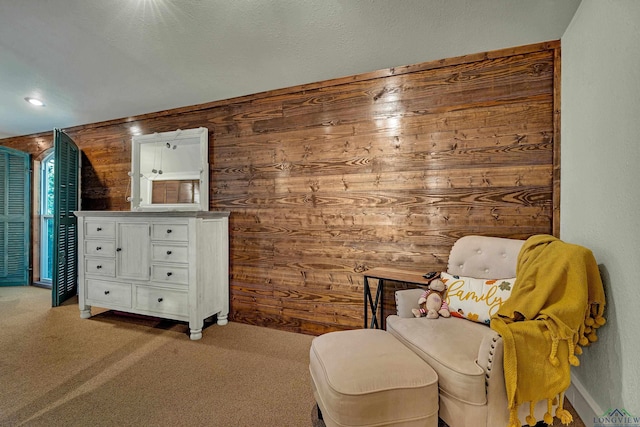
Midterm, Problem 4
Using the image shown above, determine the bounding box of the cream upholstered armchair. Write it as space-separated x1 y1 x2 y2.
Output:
386 235 552 427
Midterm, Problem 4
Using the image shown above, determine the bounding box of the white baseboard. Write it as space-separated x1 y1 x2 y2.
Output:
566 376 602 426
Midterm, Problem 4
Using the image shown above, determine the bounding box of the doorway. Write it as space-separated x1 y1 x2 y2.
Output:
36 150 55 287
1 131 78 302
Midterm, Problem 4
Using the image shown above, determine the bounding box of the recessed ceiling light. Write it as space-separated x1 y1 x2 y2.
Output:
25 97 45 107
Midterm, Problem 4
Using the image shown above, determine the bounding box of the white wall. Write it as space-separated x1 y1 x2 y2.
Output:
561 0 640 419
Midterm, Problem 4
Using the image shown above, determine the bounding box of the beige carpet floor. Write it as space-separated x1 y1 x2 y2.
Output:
0 286 315 427
1 286 585 427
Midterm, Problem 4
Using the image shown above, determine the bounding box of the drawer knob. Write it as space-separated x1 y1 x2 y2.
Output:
167 229 173 234
166 272 173 277
96 265 102 269
116 248 122 252
157 297 163 303
96 246 102 251
97 227 102 231
166 250 172 255
104 290 110 295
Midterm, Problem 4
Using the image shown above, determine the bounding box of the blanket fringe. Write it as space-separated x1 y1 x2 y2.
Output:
583 303 606 344
508 407 521 427
525 401 537 426
520 394 571 427
544 398 554 425
568 339 580 366
523 393 573 426
555 392 573 425
549 338 560 367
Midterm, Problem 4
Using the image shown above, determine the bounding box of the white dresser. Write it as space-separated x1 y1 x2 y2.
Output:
74 211 229 340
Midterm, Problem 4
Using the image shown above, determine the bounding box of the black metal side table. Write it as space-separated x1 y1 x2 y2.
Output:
363 267 434 329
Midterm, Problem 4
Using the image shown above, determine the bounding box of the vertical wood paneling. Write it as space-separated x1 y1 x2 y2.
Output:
1 42 560 335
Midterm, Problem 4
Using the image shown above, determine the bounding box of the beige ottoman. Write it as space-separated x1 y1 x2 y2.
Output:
309 329 439 427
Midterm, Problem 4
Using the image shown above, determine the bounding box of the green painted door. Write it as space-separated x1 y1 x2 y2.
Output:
52 129 80 306
0 146 31 286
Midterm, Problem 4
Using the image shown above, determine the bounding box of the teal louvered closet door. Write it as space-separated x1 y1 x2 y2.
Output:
0 146 31 286
52 129 80 306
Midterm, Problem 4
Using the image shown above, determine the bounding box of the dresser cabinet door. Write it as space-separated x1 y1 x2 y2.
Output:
116 222 150 280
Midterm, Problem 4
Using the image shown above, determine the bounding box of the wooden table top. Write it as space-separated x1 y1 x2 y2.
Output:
362 267 434 286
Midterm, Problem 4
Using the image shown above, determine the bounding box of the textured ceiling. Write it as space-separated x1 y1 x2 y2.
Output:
0 0 581 139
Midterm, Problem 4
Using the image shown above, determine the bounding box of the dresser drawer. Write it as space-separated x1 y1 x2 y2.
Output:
135 286 188 316
151 264 189 285
85 221 116 239
152 244 188 264
85 258 116 277
86 279 132 307
85 239 116 257
151 223 188 242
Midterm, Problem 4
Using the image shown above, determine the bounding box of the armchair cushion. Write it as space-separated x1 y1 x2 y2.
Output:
386 314 500 406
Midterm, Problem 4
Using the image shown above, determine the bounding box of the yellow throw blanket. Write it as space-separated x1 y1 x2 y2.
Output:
490 235 606 427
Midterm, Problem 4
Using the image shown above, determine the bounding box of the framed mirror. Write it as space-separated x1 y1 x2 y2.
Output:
131 127 209 211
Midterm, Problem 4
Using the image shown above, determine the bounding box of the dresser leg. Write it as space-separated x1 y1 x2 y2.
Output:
80 307 92 319
217 312 228 326
189 318 204 340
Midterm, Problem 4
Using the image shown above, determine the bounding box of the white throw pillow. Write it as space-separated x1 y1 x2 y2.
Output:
440 272 516 325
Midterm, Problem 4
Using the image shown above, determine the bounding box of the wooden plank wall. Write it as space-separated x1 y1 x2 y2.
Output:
1 41 560 335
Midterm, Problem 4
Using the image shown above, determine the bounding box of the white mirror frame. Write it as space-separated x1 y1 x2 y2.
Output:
131 127 209 212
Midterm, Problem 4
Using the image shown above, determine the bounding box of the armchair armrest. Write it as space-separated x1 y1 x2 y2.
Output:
395 288 426 318
478 330 510 426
